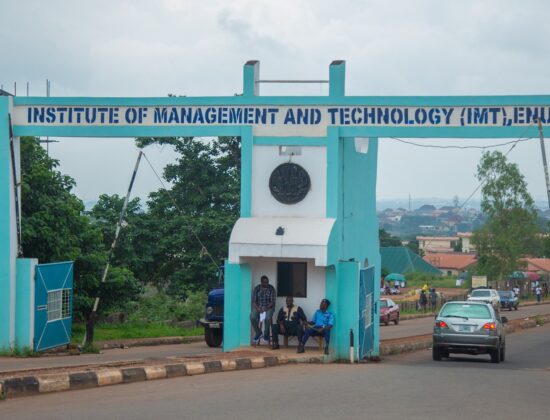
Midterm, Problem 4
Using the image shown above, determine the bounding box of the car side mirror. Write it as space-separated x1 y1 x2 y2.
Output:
467 294 470 298
501 316 508 324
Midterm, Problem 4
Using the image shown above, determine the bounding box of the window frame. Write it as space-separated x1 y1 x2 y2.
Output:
276 261 308 298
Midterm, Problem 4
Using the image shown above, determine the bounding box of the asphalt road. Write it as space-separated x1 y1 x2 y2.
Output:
2 324 549 420
1 303 548 373
380 302 550 339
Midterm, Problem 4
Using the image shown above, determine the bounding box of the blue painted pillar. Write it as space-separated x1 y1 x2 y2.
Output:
243 60 260 97
329 60 346 97
223 261 252 351
15 258 38 349
0 95 18 349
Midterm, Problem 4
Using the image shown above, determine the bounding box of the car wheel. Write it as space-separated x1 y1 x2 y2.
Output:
442 349 449 358
432 346 442 361
385 316 390 326
394 315 400 325
515 305 518 311
500 343 505 362
490 347 500 364
509 306 513 311
204 327 223 347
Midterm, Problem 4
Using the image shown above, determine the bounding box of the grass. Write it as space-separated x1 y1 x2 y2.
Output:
0 346 39 358
404 275 469 289
71 322 203 343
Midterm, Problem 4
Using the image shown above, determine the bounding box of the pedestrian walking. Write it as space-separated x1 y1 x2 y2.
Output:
429 288 437 313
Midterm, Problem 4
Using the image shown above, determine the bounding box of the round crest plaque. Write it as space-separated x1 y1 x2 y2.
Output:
269 163 311 204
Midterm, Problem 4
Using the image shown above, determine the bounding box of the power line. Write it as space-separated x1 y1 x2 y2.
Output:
389 136 534 150
141 152 219 270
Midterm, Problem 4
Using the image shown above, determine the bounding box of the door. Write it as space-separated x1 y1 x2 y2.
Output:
359 266 375 359
34 261 73 352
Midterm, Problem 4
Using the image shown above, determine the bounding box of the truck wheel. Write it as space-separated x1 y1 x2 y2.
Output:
205 327 223 347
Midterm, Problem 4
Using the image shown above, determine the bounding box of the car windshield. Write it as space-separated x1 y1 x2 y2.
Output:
471 290 491 297
498 291 513 298
380 300 388 308
440 303 492 320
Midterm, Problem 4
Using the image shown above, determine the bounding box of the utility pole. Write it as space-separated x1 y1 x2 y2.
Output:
537 119 550 210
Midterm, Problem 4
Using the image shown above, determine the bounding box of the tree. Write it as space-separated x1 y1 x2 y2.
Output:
135 136 241 294
379 229 402 247
20 137 141 328
472 151 541 281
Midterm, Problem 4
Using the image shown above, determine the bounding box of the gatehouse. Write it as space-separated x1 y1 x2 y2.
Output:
1 60 548 358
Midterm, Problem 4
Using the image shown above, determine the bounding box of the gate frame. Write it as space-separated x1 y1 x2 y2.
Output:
1 60 549 354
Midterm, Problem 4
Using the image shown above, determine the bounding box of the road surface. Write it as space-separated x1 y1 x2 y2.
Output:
2 324 549 419
380 302 550 339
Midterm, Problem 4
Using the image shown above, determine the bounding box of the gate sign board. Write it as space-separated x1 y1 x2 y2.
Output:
12 104 550 138
2 60 550 356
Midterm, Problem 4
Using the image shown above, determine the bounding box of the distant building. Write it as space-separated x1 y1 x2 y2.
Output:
417 235 459 253
458 232 476 253
424 253 477 276
521 258 550 275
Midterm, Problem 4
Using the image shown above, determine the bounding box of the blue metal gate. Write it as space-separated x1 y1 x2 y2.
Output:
34 261 73 352
359 266 375 359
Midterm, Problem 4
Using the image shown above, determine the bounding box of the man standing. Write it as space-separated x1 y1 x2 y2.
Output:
535 284 542 304
271 296 307 350
297 298 334 355
251 275 276 344
429 288 437 313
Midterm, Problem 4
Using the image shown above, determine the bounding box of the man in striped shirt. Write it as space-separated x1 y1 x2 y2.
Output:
250 275 276 344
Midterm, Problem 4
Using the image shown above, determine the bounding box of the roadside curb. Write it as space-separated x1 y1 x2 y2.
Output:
0 355 288 400
379 313 550 356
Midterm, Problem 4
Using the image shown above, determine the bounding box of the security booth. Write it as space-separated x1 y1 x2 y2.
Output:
1 60 549 360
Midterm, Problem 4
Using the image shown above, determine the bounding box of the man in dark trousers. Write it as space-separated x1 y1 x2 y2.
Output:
250 275 276 344
271 296 307 350
298 298 334 355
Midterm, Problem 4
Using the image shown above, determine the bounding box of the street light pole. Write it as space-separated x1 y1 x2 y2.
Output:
537 119 550 210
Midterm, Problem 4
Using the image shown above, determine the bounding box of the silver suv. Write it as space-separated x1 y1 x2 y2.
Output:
433 301 507 363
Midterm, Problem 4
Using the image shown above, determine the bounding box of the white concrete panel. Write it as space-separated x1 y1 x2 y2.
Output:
247 257 325 322
228 217 335 266
251 146 326 217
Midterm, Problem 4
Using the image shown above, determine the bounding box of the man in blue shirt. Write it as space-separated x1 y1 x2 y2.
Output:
297 298 334 355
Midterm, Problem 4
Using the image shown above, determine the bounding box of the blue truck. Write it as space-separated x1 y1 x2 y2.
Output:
199 288 224 347
199 265 225 347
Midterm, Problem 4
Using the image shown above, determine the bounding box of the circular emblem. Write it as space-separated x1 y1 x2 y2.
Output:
269 163 311 204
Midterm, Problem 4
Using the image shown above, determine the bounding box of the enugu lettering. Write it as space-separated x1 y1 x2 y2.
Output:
19 105 550 127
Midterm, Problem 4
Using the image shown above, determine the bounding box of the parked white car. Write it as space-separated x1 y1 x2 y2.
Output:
467 289 500 309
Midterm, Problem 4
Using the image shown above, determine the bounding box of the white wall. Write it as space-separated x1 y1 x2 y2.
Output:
246 257 325 321
251 145 326 217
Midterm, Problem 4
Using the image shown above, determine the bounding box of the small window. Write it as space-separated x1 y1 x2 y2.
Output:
277 262 307 297
47 289 71 321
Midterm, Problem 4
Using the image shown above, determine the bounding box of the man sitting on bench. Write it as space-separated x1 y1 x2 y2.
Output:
297 298 334 355
271 296 307 350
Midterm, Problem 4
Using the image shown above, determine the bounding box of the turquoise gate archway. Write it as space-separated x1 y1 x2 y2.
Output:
1 60 549 357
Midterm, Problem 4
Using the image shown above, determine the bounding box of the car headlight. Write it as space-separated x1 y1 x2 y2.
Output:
206 306 214 315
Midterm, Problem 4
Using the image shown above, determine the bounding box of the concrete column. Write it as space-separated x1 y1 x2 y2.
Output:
15 258 38 349
0 96 17 349
243 60 260 97
329 60 346 97
223 261 252 351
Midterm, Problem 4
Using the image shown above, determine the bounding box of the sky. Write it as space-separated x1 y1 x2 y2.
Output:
2 0 550 208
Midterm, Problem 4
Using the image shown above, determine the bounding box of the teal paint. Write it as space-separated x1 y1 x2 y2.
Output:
326 127 340 219
329 61 346 97
240 126 253 218
243 61 260 97
15 258 37 349
14 94 550 107
223 261 252 351
325 261 360 358
254 137 327 146
14 125 243 138
0 96 16 349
